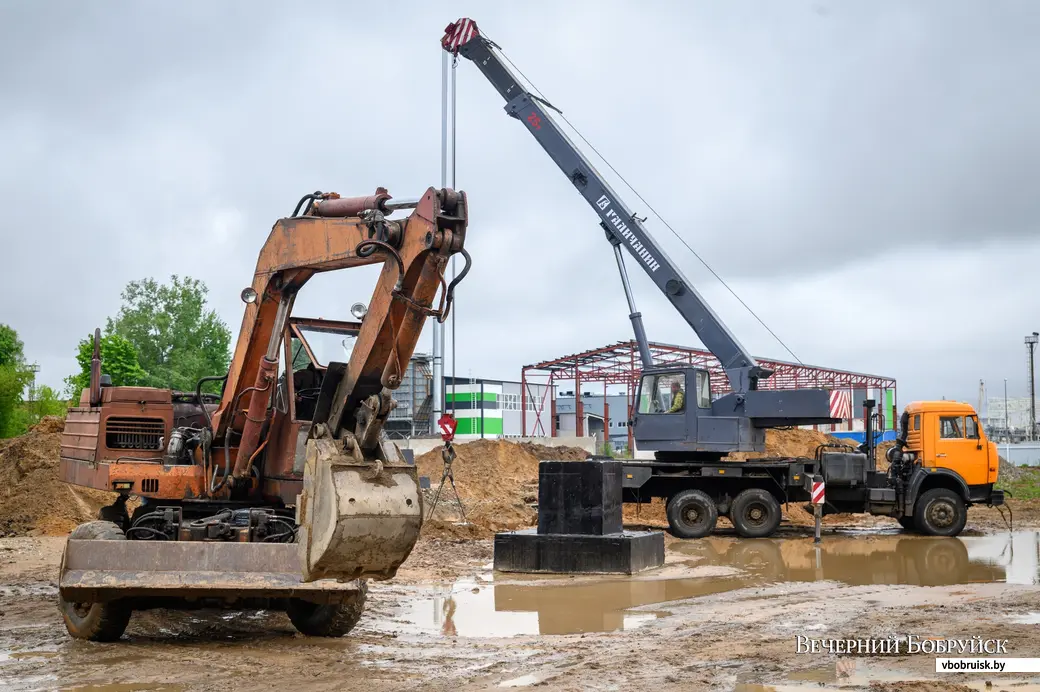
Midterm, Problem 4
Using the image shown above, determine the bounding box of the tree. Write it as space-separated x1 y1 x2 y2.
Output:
64 333 147 400
0 324 25 368
0 324 32 437
107 276 231 393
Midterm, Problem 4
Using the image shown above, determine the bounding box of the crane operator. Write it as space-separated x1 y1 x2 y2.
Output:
668 380 685 413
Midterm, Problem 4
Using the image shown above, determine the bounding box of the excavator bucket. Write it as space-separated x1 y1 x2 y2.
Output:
296 435 422 582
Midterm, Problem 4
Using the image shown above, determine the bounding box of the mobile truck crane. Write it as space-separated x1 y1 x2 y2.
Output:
442 18 1004 539
58 186 469 640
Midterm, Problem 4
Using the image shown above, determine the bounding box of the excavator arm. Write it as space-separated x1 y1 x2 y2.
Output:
213 186 468 581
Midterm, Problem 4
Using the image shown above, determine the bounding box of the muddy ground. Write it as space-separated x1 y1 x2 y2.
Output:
2 505 1039 692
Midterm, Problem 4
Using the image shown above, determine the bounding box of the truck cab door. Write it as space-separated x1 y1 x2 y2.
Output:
933 414 988 486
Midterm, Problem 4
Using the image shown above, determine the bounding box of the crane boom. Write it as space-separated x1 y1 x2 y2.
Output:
442 19 769 394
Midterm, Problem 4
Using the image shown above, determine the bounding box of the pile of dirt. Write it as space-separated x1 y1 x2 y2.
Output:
725 428 849 461
517 441 590 461
998 454 1025 482
416 439 590 538
0 417 113 537
416 439 539 538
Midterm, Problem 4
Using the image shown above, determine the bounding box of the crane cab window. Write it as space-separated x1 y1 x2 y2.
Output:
695 371 711 409
939 416 964 439
638 372 686 414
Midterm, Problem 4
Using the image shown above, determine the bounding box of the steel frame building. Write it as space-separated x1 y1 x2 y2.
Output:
520 340 897 448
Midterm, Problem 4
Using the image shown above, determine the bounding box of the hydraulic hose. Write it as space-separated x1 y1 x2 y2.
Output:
194 373 228 433
291 190 324 217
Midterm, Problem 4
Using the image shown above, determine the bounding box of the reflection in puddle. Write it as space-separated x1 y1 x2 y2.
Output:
405 532 1039 637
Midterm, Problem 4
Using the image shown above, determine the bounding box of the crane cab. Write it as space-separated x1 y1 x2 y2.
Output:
632 367 765 458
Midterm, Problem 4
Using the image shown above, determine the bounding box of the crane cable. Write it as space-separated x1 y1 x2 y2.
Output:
486 35 803 365
451 56 458 415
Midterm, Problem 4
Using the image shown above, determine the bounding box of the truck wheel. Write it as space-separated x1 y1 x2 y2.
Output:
897 516 916 532
287 581 367 637
58 521 133 642
914 488 967 537
730 489 782 538
666 489 718 538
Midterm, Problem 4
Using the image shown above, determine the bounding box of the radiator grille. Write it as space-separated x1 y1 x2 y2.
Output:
141 478 159 493
105 417 164 450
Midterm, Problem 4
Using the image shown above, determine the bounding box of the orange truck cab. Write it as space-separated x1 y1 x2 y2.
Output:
903 401 999 488
867 401 1004 536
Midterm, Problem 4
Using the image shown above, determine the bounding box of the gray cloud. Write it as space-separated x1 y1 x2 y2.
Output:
2 1 1037 408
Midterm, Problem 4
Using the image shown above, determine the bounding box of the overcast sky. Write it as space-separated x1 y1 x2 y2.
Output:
2 1 1038 410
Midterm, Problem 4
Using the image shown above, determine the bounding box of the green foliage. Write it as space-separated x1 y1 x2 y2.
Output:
33 385 69 418
0 323 33 438
0 365 32 437
7 385 69 434
65 333 146 400
998 467 1040 500
0 324 25 368
106 276 231 393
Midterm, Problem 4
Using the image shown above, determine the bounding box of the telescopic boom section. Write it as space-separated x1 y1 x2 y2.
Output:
442 19 771 393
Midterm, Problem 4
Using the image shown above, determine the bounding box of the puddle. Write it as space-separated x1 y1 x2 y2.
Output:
401 532 1039 637
673 530 1039 587
498 673 542 687
1011 611 1040 624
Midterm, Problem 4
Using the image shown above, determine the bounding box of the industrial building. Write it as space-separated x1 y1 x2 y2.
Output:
443 376 553 438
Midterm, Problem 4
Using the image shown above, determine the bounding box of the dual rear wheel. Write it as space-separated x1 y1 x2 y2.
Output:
666 488 782 539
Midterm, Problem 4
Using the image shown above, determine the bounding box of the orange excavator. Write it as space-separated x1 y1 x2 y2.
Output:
57 186 469 640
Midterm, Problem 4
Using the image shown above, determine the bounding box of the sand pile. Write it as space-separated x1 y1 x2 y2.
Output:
0 417 114 536
415 439 590 538
518 441 589 461
725 428 849 461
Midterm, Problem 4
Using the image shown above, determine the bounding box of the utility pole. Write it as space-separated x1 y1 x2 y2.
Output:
978 379 985 429
1004 378 1010 450
1027 333 1039 442
28 363 40 421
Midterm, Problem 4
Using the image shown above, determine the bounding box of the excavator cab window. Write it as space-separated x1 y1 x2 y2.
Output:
638 372 686 414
